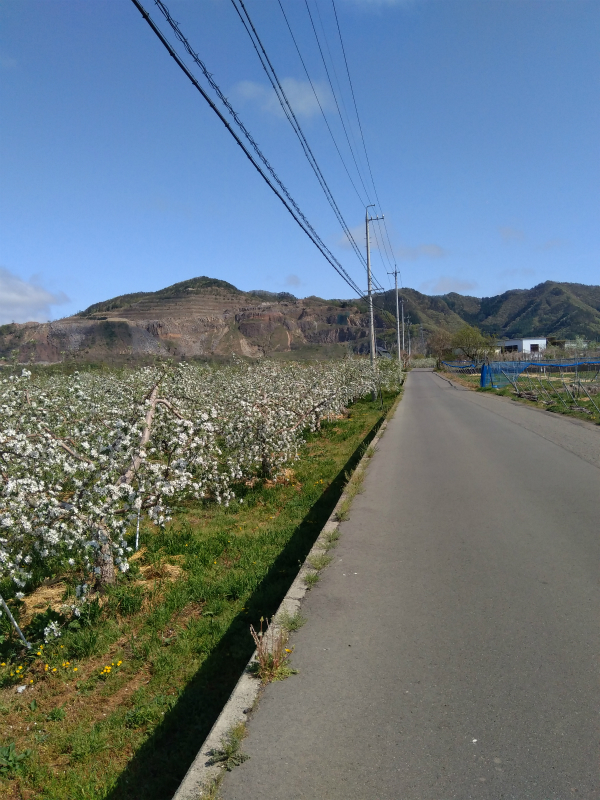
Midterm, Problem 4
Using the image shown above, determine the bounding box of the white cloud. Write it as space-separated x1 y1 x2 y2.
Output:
499 226 525 243
234 78 333 119
0 268 69 324
396 243 448 261
420 276 478 295
339 227 447 261
498 267 536 279
539 238 565 251
285 274 301 287
338 224 365 250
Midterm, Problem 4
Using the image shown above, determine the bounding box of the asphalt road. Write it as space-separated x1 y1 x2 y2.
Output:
221 370 600 800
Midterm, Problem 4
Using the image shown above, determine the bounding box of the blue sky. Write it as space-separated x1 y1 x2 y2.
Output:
1 0 598 323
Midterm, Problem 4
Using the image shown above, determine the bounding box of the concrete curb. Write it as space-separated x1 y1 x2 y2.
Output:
172 391 403 799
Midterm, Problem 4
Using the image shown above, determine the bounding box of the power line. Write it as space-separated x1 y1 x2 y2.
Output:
312 0 372 202
130 0 366 298
232 0 385 293
330 0 403 288
303 0 372 205
230 0 370 276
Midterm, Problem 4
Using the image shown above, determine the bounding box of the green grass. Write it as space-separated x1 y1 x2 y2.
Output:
0 390 398 800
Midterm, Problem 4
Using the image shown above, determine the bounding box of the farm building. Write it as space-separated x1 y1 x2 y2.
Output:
499 337 547 354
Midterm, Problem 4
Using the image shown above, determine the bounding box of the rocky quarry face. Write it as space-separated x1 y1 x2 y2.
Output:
0 282 379 364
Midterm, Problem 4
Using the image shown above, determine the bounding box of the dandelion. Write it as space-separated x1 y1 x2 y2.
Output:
52 668 57 672
73 667 77 672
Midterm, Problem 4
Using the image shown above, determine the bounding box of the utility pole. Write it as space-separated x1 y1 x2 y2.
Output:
365 205 385 401
406 315 411 356
366 205 384 369
401 296 405 353
387 266 402 363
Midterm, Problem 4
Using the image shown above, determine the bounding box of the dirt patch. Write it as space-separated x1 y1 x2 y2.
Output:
20 581 66 626
264 468 301 490
138 563 183 582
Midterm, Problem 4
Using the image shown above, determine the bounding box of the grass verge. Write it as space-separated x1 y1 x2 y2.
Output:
0 391 398 800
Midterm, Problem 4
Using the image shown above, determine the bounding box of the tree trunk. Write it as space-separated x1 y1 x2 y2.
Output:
96 538 116 590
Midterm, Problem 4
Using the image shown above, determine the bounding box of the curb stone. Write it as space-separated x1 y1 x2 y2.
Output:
172 390 403 799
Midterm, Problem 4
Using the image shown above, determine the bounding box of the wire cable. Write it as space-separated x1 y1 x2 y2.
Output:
330 0 403 287
231 0 375 282
303 0 372 205
130 0 367 299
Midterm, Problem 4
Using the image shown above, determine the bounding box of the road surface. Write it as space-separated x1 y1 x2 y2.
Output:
221 370 600 800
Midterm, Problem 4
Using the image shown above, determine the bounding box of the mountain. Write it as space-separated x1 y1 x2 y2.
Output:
376 281 600 341
1 278 599 364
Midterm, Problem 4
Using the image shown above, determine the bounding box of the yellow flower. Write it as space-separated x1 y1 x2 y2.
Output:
29 679 34 684
0 663 5 667
73 667 78 672
52 668 57 673
285 648 292 653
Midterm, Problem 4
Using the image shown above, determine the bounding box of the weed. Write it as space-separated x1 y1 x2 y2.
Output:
249 618 298 683
304 571 320 589
65 724 108 762
277 610 306 632
47 706 66 722
66 627 100 659
107 584 145 616
207 722 249 771
123 694 174 729
308 553 332 572
323 529 340 550
0 742 31 775
201 775 224 799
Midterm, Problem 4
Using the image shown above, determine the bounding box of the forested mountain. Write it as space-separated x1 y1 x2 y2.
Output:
378 281 600 340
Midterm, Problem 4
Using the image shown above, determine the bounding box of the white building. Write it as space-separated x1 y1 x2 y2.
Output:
499 337 547 354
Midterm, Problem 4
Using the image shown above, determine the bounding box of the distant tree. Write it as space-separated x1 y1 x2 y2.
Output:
427 329 453 360
451 325 495 363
